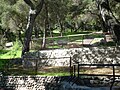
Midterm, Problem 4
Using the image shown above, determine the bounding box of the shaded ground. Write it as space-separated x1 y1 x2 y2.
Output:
4 66 120 76
38 66 120 76
39 66 70 73
82 67 120 75
31 31 107 50
1 66 120 89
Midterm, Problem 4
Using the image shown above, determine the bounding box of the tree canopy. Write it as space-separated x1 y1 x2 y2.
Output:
0 0 120 55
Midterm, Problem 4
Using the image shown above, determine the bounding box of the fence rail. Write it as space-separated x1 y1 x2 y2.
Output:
71 63 120 90
1 57 120 90
23 57 72 75
0 57 72 75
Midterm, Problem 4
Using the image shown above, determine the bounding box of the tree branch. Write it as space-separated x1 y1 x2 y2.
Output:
24 0 35 10
36 0 44 16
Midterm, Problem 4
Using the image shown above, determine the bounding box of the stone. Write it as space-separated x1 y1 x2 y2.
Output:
5 42 13 48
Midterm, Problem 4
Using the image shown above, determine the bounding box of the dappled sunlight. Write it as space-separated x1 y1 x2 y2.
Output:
1 0 120 89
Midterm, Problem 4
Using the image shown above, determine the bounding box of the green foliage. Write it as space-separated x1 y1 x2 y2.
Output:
91 34 104 38
100 41 116 46
0 59 9 69
0 0 120 51
0 40 22 59
0 50 9 54
0 0 27 44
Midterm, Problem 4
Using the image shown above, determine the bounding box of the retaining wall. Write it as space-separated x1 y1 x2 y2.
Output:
23 47 120 66
0 75 120 90
0 76 67 90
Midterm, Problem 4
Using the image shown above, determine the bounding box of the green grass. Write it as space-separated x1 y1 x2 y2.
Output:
0 50 9 54
47 34 83 41
47 32 102 43
52 29 92 37
0 31 105 58
65 31 92 35
0 40 22 59
31 31 105 49
92 34 104 38
0 50 22 59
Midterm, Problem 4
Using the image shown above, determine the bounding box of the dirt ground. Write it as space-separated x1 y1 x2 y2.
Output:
82 67 120 75
39 66 120 75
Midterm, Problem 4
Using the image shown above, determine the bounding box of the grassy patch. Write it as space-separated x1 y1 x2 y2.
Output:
0 50 22 59
92 34 104 38
65 31 92 35
0 40 22 59
0 50 9 54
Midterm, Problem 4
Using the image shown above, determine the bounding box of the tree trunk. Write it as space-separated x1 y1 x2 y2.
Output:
96 0 120 43
49 26 53 37
96 0 109 32
42 28 46 49
57 15 64 37
22 0 44 56
18 30 23 44
60 21 63 36
34 23 39 38
22 10 36 56
42 3 49 49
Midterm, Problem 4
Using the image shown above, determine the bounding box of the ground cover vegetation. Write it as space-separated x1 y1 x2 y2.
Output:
0 0 120 76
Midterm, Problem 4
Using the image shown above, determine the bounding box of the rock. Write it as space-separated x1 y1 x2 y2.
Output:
57 40 68 46
5 42 13 48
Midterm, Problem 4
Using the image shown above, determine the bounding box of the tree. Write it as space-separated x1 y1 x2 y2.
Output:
34 0 70 49
96 0 120 44
0 0 28 46
22 0 44 56
41 2 49 49
0 0 16 47
47 0 69 36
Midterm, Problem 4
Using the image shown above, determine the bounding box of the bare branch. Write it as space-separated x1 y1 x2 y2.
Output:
24 0 35 10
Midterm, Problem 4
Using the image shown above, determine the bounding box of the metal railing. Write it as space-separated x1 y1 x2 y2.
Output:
71 63 120 90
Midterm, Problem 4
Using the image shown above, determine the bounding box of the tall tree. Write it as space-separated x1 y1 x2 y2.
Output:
22 0 44 56
41 2 49 49
96 0 120 44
